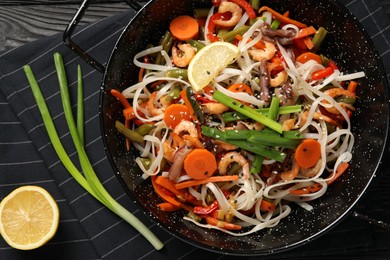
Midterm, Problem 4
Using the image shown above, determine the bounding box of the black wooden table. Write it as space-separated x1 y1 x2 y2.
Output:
1 1 390 259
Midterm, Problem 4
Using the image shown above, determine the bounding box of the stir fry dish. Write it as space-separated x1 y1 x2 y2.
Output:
111 0 365 235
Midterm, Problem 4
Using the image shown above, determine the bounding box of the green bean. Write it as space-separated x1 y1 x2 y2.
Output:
249 0 260 10
136 124 156 136
165 85 182 103
312 27 328 52
156 31 173 65
186 39 206 51
270 19 281 30
194 8 210 18
165 69 188 79
335 96 356 104
115 120 144 143
221 26 250 42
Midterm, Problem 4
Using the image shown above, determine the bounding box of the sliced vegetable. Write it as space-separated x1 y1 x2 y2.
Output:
294 26 316 39
204 215 242 230
312 26 328 52
184 149 217 180
227 83 253 95
326 162 349 185
311 67 334 80
294 139 321 168
163 104 192 129
115 120 144 143
169 15 199 41
296 52 322 64
268 96 280 121
250 154 264 174
175 175 239 189
222 105 302 122
259 6 307 28
158 202 181 212
289 183 322 195
212 90 283 133
260 199 276 212
151 176 182 207
165 69 188 79
194 201 219 215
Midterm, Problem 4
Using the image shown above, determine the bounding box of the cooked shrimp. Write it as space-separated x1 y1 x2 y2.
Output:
173 120 198 138
282 118 296 131
280 157 300 181
202 102 229 114
248 41 276 61
214 139 237 151
213 1 243 27
270 70 288 87
218 151 250 179
147 92 169 116
172 43 195 68
322 88 356 115
299 159 323 178
298 111 337 127
163 141 176 163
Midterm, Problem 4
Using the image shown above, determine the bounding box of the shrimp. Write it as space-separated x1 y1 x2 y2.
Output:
299 159 323 178
248 41 277 61
218 152 250 179
280 157 300 181
147 92 170 116
163 141 176 163
172 43 195 68
270 70 288 87
213 1 243 27
298 111 337 127
173 120 198 138
202 102 229 114
322 88 356 115
214 139 237 151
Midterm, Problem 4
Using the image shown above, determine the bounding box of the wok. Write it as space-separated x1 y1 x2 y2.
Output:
64 0 389 255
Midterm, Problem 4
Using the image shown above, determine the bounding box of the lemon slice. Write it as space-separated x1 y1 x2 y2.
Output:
188 41 240 92
0 186 59 250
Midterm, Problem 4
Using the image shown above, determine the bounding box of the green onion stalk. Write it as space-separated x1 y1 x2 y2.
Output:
24 52 164 250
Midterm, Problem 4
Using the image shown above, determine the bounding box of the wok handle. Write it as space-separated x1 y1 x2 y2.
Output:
63 0 142 73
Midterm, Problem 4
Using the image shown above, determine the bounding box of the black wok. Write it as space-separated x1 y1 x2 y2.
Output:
64 0 389 255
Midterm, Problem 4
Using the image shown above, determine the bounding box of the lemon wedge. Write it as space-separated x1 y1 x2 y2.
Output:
188 41 240 92
0 186 60 250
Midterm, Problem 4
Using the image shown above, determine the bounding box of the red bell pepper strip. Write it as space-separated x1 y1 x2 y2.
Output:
228 0 256 19
193 201 219 215
204 215 242 230
311 67 334 80
207 12 232 42
212 0 222 6
327 60 339 70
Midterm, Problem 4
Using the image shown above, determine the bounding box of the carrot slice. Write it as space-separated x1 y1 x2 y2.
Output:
227 83 253 95
184 149 217 180
295 26 317 39
169 15 199 41
347 81 358 94
163 104 192 129
175 175 239 190
259 6 307 28
204 215 242 230
260 199 276 212
296 52 322 64
110 89 131 109
289 183 323 195
326 162 349 185
157 202 181 212
302 37 314 50
151 176 181 207
294 139 321 168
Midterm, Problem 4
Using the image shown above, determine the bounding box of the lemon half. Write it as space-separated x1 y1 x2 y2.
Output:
188 41 240 92
0 186 60 250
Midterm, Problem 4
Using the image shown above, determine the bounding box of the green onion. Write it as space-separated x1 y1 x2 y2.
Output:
213 90 283 133
247 133 301 149
186 87 204 123
156 31 173 65
201 126 287 162
268 96 280 121
250 154 264 174
222 105 302 122
249 0 260 10
77 65 84 144
24 53 163 250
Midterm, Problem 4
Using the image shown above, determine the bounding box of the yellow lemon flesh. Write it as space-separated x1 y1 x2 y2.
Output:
188 41 240 92
0 186 59 250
